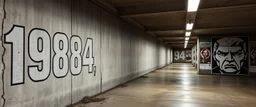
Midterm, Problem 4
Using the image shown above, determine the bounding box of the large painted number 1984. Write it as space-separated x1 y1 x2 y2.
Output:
4 25 96 85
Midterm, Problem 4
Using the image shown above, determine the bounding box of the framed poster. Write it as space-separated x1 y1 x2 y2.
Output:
200 42 211 69
212 37 249 75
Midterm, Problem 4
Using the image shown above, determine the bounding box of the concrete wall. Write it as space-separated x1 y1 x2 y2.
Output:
0 0 172 107
0 0 4 106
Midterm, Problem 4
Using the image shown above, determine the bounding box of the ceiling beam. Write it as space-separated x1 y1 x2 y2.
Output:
193 25 256 33
164 40 196 43
147 29 185 33
150 26 256 34
158 36 197 39
121 10 185 18
198 4 256 12
122 17 145 30
168 44 194 46
121 4 256 18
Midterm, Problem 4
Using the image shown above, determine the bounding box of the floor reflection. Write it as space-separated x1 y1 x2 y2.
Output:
73 63 256 107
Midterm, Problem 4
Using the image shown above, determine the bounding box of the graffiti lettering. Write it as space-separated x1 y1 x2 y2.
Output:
4 25 97 85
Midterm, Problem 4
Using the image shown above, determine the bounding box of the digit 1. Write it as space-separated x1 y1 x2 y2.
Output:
28 28 51 82
4 25 25 85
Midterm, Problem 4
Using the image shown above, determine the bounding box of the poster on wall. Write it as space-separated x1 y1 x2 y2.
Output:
193 46 197 63
250 47 256 66
199 42 211 69
192 45 196 66
186 50 192 62
192 46 196 62
212 37 249 75
200 42 211 64
192 47 195 64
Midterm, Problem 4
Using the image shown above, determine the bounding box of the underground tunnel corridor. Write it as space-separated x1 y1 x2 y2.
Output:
1 0 256 106
72 63 256 107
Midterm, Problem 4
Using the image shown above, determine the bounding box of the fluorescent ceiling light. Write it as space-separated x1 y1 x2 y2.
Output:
188 0 200 12
185 41 188 45
186 32 191 36
186 23 193 30
184 40 188 48
185 37 189 41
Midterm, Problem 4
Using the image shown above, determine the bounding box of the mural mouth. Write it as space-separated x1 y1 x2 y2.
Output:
224 64 236 69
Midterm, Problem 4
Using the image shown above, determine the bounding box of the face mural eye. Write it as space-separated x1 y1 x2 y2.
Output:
232 50 243 57
217 51 228 57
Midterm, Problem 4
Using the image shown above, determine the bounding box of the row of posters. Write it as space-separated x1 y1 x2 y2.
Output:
173 36 256 75
200 37 251 75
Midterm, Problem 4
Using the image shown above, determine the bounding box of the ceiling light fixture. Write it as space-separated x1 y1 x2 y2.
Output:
184 40 188 48
185 37 190 41
185 40 188 44
187 0 200 12
185 32 191 36
186 23 193 30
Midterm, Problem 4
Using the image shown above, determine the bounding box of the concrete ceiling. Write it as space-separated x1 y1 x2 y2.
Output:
90 0 256 49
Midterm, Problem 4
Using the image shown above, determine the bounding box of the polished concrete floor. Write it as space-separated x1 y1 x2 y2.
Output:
73 63 256 107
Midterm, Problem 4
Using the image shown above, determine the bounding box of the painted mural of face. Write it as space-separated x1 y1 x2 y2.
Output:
213 37 247 74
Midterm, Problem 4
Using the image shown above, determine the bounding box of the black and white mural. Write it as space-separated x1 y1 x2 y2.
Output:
212 37 249 75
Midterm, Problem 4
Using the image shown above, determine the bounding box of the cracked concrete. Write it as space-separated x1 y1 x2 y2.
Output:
0 0 5 106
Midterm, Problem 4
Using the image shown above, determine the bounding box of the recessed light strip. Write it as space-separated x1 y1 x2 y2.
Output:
184 0 200 48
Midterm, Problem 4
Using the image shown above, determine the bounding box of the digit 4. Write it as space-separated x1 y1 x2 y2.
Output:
82 38 96 76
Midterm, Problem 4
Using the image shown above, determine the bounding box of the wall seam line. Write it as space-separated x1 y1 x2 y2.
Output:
70 0 73 105
1 0 6 106
100 8 103 93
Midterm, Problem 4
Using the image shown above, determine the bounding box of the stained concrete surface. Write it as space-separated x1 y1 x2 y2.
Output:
1 0 171 106
72 63 256 107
